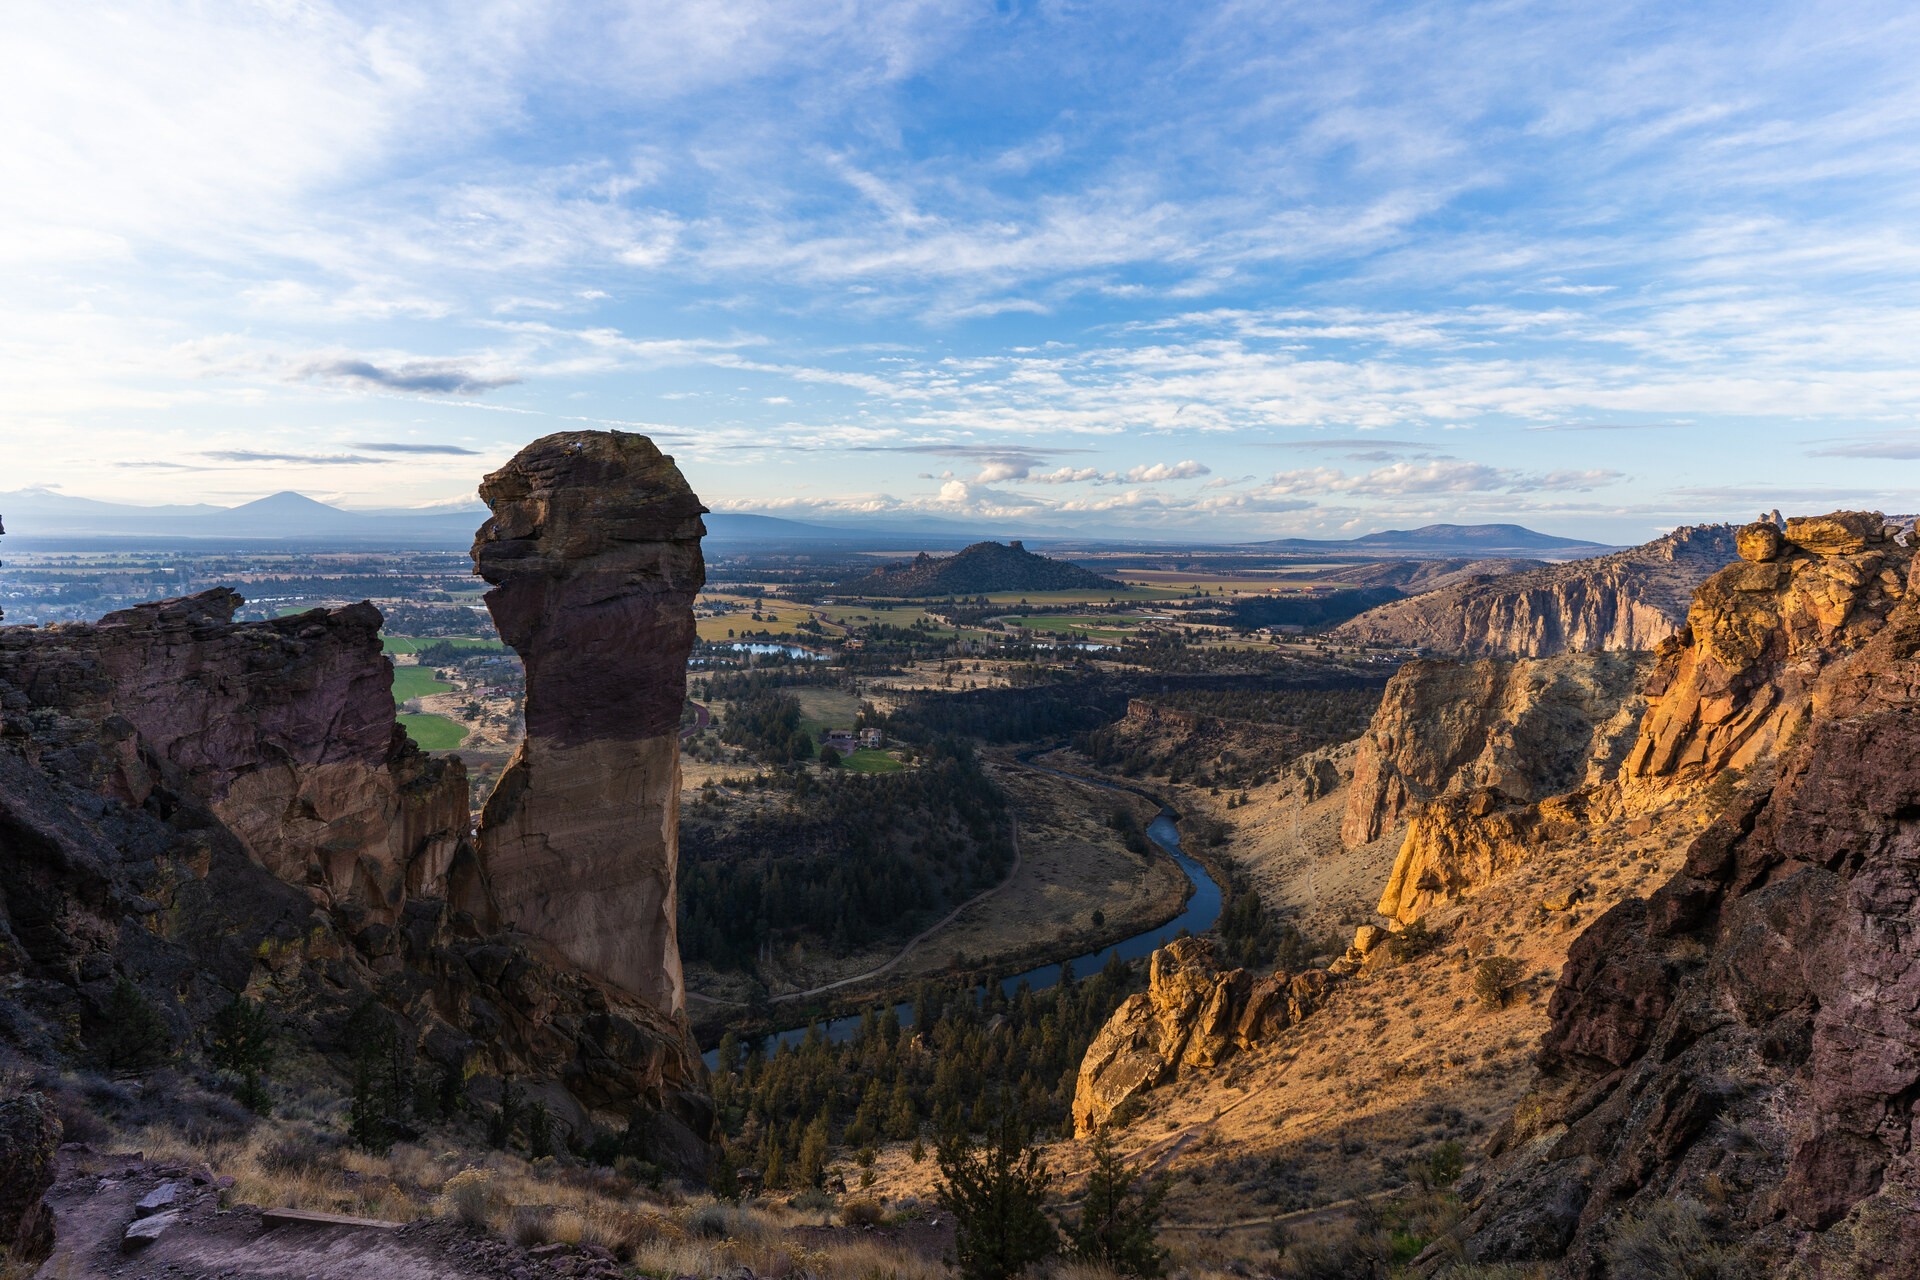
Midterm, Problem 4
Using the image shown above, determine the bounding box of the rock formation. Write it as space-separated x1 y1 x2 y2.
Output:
0 436 717 1175
0 1092 59 1266
1342 652 1650 848
1329 523 1738 657
1073 937 1327 1134
472 431 706 1014
0 590 474 924
1440 512 1920 1273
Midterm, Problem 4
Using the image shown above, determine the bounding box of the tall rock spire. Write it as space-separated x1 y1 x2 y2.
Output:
472 430 707 1013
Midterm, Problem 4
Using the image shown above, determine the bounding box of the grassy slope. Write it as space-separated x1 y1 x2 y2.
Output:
399 713 466 750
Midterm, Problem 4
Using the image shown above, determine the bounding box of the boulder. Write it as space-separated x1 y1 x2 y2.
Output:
122 1210 182 1250
1736 521 1786 563
1784 510 1884 557
0 1092 59 1265
1074 939 1336 1134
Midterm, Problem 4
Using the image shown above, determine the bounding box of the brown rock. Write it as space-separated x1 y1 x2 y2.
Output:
473 431 706 1012
1452 513 1920 1273
1784 509 1885 557
1352 924 1387 955
1342 652 1648 847
1074 939 1330 1134
1329 523 1738 657
1736 521 1786 562
0 590 470 923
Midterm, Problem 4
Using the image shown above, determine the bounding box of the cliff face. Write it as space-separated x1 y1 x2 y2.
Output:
1072 937 1327 1135
1329 524 1738 657
1342 652 1649 848
0 435 716 1173
1446 513 1920 1274
472 431 706 1015
0 589 473 925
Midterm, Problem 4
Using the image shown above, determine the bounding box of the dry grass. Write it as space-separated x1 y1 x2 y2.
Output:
111 1112 942 1279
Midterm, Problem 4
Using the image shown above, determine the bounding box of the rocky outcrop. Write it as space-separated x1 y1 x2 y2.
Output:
0 1092 58 1266
1072 938 1328 1134
1330 524 1738 657
1621 510 1909 799
1445 512 1920 1274
0 590 473 925
472 431 706 1014
1343 652 1649 848
0 437 717 1175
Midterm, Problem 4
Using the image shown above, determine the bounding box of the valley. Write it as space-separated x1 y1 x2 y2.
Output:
2 447 1915 1280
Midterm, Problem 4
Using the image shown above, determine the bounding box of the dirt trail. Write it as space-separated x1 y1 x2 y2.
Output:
34 1149 610 1280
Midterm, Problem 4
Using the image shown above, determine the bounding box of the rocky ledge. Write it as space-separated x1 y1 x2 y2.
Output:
1073 937 1330 1135
1439 512 1920 1274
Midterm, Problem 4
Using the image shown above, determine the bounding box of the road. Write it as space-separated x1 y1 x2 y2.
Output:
680 700 710 740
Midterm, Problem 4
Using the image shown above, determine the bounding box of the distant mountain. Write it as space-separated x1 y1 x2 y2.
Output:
0 487 479 545
1328 523 1740 656
836 540 1119 597
1259 523 1612 558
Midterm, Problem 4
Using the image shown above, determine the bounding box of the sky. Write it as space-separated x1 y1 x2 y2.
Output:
5 1 1920 543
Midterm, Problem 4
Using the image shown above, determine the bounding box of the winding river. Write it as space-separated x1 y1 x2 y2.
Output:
702 771 1222 1065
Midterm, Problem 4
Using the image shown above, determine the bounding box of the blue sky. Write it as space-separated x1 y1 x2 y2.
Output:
5 1 1920 541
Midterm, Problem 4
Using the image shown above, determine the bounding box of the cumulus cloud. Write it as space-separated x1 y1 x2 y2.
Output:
1025 460 1210 485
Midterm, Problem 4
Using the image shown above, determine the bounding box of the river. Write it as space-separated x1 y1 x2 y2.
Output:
701 773 1221 1066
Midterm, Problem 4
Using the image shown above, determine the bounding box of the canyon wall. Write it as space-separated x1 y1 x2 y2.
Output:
1341 652 1649 848
1329 523 1737 657
1442 512 1920 1274
472 431 707 1014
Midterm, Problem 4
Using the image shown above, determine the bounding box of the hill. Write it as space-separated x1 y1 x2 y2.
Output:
1259 522 1612 559
1327 522 1740 655
836 539 1119 596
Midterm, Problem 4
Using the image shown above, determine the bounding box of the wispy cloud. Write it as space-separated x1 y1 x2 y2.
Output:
304 360 520 395
351 441 484 455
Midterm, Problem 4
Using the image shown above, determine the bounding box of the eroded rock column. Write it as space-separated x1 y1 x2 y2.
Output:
472 431 706 1014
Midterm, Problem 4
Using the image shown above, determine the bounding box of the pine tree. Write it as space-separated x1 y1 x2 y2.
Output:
1071 1127 1169 1277
93 979 172 1075
937 1109 1057 1280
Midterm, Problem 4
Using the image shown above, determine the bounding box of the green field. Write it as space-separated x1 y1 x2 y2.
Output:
381 635 506 655
791 687 862 739
840 749 904 773
1001 614 1137 640
391 665 453 704
399 713 467 750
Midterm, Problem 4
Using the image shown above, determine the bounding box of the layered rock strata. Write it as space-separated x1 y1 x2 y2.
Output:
1443 512 1920 1273
1330 523 1738 657
472 431 706 1013
0 589 473 924
1073 937 1329 1134
1342 652 1649 848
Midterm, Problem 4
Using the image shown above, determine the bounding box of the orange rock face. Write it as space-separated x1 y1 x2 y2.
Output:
472 431 706 1014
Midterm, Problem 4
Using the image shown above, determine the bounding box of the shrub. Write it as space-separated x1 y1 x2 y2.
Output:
1474 957 1525 1008
842 1198 886 1228
1387 918 1439 965
511 1205 554 1247
440 1168 495 1228
1604 1199 1752 1280
1424 1140 1465 1189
